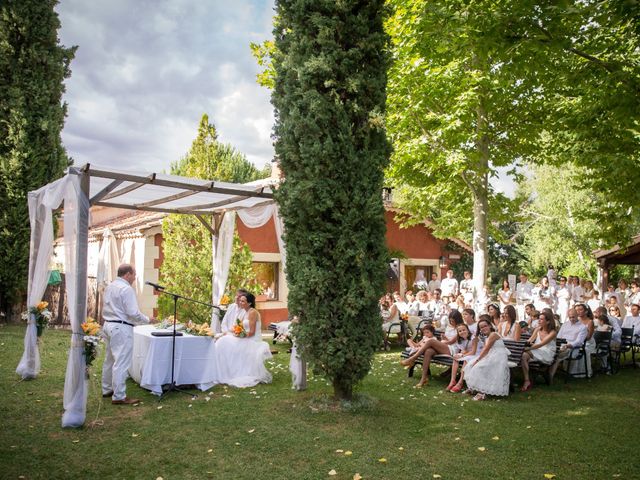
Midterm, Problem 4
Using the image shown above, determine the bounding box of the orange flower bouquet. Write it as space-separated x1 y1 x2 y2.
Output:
400 313 409 321
232 318 247 338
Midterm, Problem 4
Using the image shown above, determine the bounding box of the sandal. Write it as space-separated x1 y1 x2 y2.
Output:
400 359 415 368
445 381 457 391
414 381 428 389
472 393 486 401
449 383 463 393
520 381 533 392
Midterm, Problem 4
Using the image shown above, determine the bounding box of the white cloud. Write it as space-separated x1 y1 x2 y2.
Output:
56 0 276 173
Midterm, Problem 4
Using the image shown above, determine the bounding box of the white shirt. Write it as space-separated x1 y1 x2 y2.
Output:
441 277 458 297
557 319 588 348
427 279 441 293
572 285 584 303
556 286 571 305
622 315 640 342
498 289 512 306
102 277 149 326
516 281 534 305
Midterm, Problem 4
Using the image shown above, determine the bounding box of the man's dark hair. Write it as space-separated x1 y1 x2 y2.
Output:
117 264 134 277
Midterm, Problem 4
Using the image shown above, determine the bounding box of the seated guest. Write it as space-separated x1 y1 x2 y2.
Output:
462 308 478 336
520 310 557 392
622 303 640 344
446 323 474 391
487 303 501 329
549 308 588 378
406 322 435 354
416 290 430 316
497 305 522 340
594 306 622 347
574 303 596 377
459 318 511 401
400 311 463 388
523 303 537 330
215 292 272 387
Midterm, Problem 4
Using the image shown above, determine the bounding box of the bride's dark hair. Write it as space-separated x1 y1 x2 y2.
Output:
243 292 256 308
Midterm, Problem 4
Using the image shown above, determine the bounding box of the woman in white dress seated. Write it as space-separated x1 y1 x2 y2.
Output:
462 318 511 401
520 310 557 392
215 292 272 388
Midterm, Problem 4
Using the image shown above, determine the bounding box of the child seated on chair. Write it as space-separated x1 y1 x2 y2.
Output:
405 323 435 355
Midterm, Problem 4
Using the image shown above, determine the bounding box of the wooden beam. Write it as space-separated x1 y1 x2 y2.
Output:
175 194 249 213
195 214 217 236
102 177 154 201
89 179 124 205
82 166 272 199
135 189 200 208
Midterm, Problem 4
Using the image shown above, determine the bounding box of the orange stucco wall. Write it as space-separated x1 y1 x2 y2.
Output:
385 211 448 257
237 216 279 253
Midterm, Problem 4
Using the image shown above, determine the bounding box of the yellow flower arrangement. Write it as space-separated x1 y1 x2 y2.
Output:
26 300 53 336
184 320 214 337
81 317 102 370
220 295 231 305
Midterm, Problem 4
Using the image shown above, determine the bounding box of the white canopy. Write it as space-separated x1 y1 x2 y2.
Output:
16 164 283 427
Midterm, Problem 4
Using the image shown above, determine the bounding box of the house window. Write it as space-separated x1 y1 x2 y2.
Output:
252 262 278 301
405 265 434 291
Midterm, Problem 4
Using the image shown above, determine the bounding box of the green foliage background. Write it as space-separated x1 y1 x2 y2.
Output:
272 0 390 399
0 0 75 315
158 115 266 322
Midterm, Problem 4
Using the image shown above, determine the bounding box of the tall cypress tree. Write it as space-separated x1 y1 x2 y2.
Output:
272 0 390 399
0 0 75 315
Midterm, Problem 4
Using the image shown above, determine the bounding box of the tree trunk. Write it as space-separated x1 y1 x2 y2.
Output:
333 377 353 401
471 78 490 299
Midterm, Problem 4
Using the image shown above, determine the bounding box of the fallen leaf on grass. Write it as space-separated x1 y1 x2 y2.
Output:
492 436 500 440
132 433 139 438
454 437 460 441
72 440 80 443
477 447 486 452
433 475 442 479
378 458 387 463
398 447 404 451
353 474 362 480
156 477 163 480
474 418 480 423
344 451 353 456
543 475 556 479
247 429 255 433
157 406 163 410
328 469 337 476
336 449 344 453
207 449 213 453
235 442 241 446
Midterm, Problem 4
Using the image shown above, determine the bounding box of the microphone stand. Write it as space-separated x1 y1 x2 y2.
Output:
151 286 221 400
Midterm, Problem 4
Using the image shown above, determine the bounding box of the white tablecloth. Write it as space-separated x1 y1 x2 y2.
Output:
130 325 218 395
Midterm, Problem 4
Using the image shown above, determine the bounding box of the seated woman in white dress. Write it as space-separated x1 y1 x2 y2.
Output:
461 318 511 401
497 305 522 340
214 292 272 388
520 310 557 392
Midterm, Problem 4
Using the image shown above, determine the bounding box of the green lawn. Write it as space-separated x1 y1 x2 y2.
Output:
0 324 638 480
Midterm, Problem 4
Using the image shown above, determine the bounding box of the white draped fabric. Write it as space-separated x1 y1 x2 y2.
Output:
133 237 145 294
96 228 118 287
211 212 237 333
211 204 288 332
14 172 89 427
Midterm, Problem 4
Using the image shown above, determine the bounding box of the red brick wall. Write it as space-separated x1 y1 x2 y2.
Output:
236 216 279 253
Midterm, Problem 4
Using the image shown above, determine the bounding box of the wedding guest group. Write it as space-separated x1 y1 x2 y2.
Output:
382 269 640 400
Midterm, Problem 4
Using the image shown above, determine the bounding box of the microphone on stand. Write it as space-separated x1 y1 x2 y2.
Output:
145 281 166 291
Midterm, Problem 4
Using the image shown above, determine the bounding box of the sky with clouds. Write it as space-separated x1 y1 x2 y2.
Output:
55 1 515 195
56 0 276 173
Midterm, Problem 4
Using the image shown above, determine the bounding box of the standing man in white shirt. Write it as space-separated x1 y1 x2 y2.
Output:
440 269 458 299
427 272 441 294
221 288 250 333
516 273 534 322
627 282 640 311
555 276 572 324
459 271 474 306
101 264 154 405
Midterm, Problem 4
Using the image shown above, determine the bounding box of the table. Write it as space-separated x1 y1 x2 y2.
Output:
130 325 218 395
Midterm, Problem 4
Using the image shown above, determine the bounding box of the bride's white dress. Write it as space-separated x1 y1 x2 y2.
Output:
464 337 510 396
215 312 272 387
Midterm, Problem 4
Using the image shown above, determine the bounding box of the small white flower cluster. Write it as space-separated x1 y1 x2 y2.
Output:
83 334 101 345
